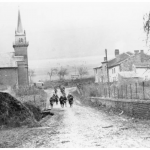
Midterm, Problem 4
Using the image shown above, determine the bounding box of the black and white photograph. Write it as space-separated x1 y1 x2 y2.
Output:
1 0 150 148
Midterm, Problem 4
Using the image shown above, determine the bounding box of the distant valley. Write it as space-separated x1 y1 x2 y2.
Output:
28 55 107 82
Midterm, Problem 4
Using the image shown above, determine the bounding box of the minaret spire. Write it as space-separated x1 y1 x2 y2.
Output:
17 9 23 33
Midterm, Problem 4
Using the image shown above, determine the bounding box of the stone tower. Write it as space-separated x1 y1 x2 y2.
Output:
13 10 29 86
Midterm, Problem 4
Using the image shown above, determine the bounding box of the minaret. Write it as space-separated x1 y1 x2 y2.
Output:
13 9 29 86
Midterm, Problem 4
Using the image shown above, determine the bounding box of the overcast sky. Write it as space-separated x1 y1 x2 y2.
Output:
0 2 150 61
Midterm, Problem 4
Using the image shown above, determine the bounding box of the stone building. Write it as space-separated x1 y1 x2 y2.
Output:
94 49 150 83
94 49 132 83
0 10 29 88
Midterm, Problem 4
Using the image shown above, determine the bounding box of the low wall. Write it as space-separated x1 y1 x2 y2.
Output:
91 97 150 119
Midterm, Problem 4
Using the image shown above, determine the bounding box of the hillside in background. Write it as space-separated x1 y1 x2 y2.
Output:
28 56 108 82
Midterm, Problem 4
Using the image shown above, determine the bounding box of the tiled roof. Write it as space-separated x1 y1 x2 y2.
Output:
93 66 102 69
94 52 133 69
108 52 131 68
126 51 133 56
0 52 23 68
132 52 150 67
139 52 150 62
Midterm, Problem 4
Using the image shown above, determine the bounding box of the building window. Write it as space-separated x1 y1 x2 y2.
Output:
19 38 23 43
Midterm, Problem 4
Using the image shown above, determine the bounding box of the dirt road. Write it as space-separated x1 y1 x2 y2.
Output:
1 87 150 148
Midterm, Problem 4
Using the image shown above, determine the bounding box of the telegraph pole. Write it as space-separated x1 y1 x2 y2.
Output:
105 49 110 97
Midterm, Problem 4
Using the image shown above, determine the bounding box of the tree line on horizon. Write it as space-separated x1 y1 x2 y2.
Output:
28 64 89 84
47 65 89 81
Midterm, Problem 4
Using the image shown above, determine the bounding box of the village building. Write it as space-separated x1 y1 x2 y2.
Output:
94 49 150 83
0 10 29 88
94 49 133 83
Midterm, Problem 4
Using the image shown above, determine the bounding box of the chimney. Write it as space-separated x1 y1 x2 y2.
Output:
104 57 107 61
140 50 144 53
134 50 139 55
115 49 119 57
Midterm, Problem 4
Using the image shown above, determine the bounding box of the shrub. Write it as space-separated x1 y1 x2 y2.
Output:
75 83 103 99
24 102 42 121
90 90 97 97
14 85 40 97
44 77 95 89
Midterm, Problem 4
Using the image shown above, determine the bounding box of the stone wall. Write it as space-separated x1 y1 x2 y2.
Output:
91 97 150 119
14 46 28 64
14 45 29 86
17 62 29 86
0 68 18 87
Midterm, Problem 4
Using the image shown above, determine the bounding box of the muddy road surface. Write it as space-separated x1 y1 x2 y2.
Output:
1 87 150 148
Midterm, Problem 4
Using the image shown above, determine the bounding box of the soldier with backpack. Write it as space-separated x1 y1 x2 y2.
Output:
67 93 74 107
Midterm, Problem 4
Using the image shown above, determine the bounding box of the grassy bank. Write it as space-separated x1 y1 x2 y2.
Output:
44 77 95 89
73 83 133 117
72 83 96 106
75 82 150 119
0 86 48 129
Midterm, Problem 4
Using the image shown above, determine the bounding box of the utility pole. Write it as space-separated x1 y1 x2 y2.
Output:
105 49 110 97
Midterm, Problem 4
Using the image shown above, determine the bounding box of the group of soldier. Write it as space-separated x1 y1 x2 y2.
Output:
49 86 74 108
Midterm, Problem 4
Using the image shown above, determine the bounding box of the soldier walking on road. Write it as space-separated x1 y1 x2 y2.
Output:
59 85 67 107
67 93 74 107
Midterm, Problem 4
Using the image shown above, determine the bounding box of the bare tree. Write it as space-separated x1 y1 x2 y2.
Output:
47 68 58 81
143 12 150 45
77 65 89 79
57 67 68 80
28 69 35 84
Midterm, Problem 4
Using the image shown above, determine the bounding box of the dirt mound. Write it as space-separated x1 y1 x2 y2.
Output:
0 92 37 128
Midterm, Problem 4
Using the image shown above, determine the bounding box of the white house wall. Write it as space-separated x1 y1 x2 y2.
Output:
136 68 150 80
94 65 121 83
94 69 98 83
94 68 101 83
102 63 108 83
109 65 120 82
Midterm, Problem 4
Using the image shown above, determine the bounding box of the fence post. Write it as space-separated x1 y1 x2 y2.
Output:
34 95 36 104
118 88 119 99
121 85 123 98
126 84 127 99
135 83 137 99
103 88 105 97
43 101 46 108
108 83 110 98
109 84 110 98
130 84 132 99
143 81 145 100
